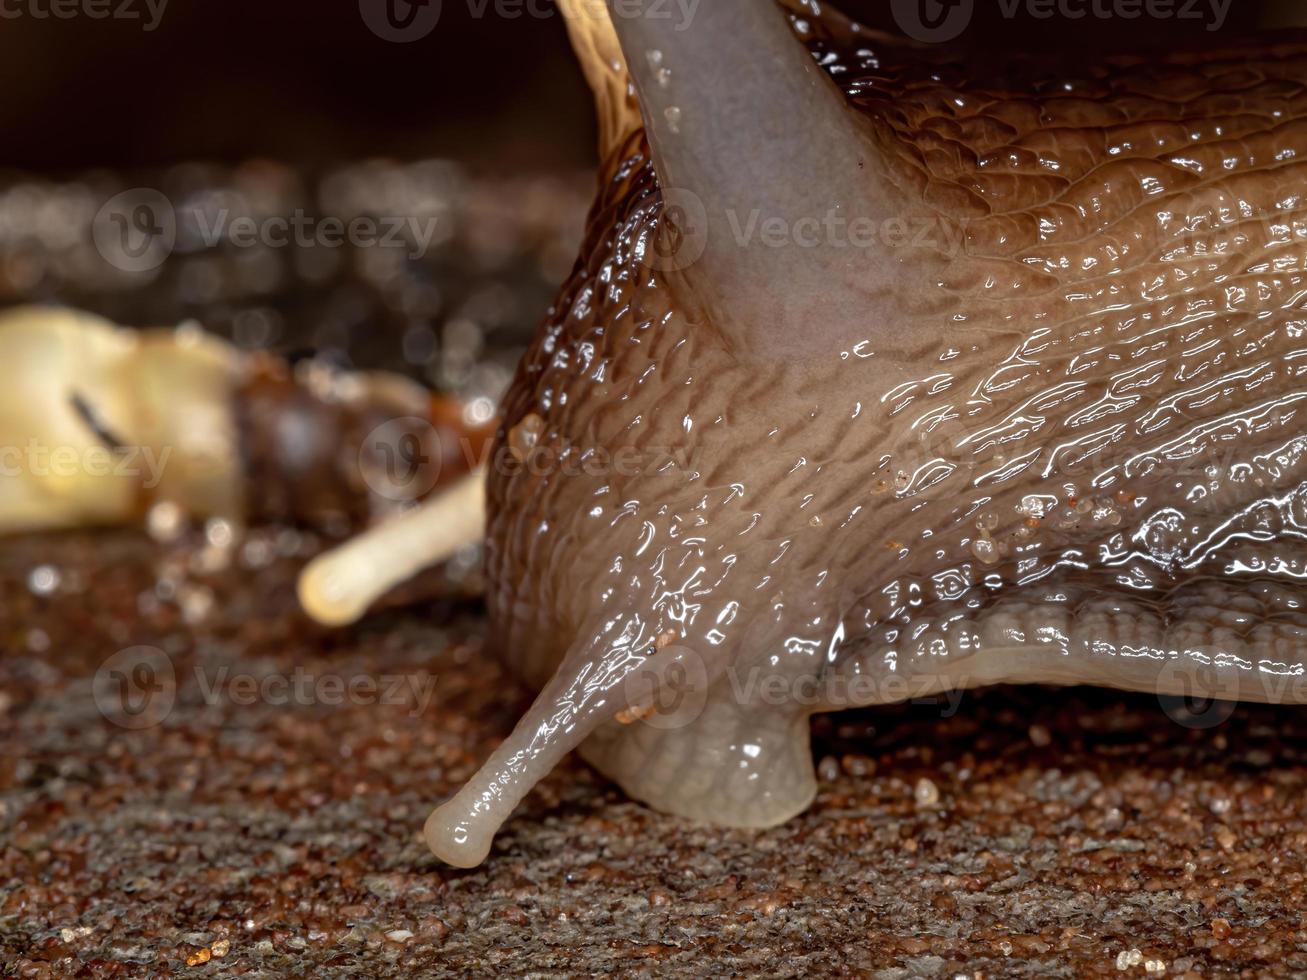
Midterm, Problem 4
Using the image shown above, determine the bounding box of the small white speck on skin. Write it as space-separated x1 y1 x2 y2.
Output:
970 534 999 566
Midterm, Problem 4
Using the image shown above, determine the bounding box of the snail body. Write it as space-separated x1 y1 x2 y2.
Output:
424 1 1307 866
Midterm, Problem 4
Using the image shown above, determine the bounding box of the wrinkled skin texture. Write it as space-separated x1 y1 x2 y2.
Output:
466 16 1307 849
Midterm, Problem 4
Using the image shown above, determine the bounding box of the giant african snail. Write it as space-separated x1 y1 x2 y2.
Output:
4 0 1307 871
421 0 1307 866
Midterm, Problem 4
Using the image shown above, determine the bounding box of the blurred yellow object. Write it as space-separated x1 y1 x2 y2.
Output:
0 304 491 627
0 305 242 533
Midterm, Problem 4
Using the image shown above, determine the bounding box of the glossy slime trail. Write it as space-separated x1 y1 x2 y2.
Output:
422 0 1307 866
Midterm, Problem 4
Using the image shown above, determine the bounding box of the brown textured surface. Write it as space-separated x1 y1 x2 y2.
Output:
5 528 1307 977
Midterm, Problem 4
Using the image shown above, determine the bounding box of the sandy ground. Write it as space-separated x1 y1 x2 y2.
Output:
1 527 1306 978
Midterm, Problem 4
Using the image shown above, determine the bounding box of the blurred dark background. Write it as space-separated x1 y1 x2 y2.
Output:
0 0 1289 174
0 0 1293 398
